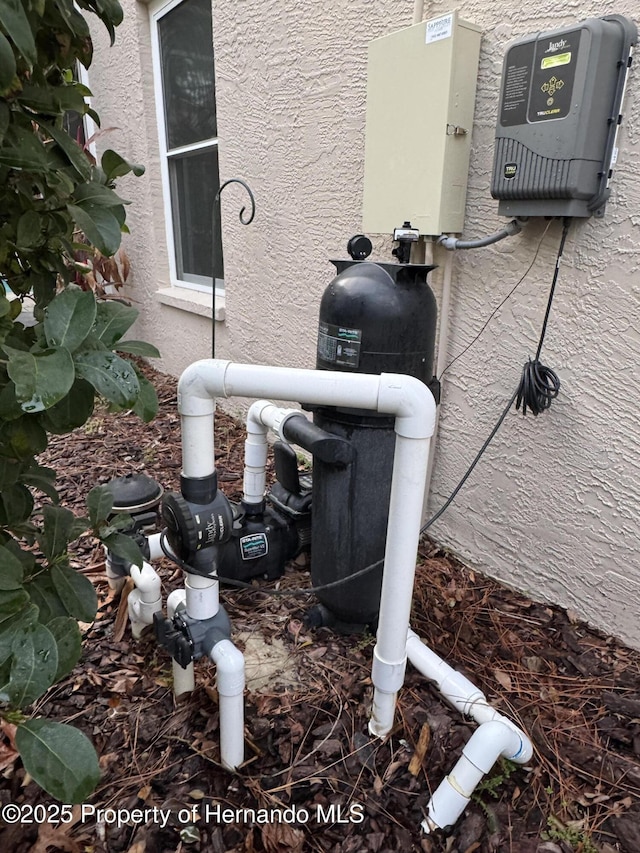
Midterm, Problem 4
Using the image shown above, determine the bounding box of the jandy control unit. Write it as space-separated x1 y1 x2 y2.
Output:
491 15 636 218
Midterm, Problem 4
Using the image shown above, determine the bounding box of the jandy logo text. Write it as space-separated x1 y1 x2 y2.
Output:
545 38 567 53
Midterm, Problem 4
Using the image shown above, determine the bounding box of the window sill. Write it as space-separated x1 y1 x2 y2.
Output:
155 287 225 321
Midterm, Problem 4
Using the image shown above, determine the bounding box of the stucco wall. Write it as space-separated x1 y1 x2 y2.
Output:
90 1 640 648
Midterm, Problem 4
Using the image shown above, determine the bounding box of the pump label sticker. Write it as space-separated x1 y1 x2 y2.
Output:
240 533 268 561
317 322 362 368
425 14 453 44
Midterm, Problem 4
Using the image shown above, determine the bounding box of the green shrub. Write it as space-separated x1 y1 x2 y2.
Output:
0 0 157 802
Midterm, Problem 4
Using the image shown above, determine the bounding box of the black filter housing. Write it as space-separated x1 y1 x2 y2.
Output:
311 260 437 626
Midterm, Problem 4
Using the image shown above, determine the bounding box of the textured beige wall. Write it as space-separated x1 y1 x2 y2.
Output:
91 1 640 648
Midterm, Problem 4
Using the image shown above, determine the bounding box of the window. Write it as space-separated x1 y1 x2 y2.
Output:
150 0 223 292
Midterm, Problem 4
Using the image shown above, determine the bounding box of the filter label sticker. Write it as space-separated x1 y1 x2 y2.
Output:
317 322 362 368
240 533 268 561
425 14 453 44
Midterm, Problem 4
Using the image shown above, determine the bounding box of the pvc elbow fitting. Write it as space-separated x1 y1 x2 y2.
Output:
377 373 437 439
177 358 229 416
422 720 529 833
211 639 245 697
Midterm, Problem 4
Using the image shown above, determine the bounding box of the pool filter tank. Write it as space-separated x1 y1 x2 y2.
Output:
308 257 438 628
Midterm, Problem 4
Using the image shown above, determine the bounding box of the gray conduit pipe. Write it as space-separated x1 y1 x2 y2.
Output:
438 218 527 250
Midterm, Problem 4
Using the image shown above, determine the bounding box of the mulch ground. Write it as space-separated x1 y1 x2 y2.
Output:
1 361 639 853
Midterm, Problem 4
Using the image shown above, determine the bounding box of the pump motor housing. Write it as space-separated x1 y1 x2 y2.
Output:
491 15 637 218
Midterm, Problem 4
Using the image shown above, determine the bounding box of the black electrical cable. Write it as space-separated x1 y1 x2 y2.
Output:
514 218 570 415
159 529 381 597
439 220 552 380
158 220 571 600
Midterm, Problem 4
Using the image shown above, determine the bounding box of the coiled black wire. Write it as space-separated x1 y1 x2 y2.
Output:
514 218 569 415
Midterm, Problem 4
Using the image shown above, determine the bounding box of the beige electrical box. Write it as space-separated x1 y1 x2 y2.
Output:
362 12 482 236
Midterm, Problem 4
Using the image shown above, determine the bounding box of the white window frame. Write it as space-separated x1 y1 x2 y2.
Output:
149 0 223 295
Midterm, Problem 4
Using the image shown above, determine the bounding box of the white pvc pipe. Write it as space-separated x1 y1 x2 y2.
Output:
369 434 432 736
128 561 162 639
185 572 219 621
406 629 484 716
406 629 533 833
211 639 245 770
406 630 533 750
422 720 530 833
147 531 171 561
243 402 303 504
167 589 195 697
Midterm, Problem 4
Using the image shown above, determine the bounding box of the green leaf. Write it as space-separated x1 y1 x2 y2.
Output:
0 379 24 421
16 718 100 803
50 564 97 623
42 123 90 180
67 203 122 257
73 182 127 207
47 0 90 41
78 0 123 45
87 484 113 528
93 301 138 346
0 589 30 621
0 0 37 66
4 345 75 413
44 289 97 352
26 574 68 624
39 378 95 435
0 621 25 667
0 124 49 171
16 210 43 250
38 505 87 563
0 601 37 637
115 340 160 358
132 373 158 423
22 463 58 503
0 483 34 526
7 624 58 707
0 415 48 459
0 458 21 489
101 531 143 569
0 31 17 93
0 544 24 590
46 617 82 681
74 350 139 407
101 149 145 181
